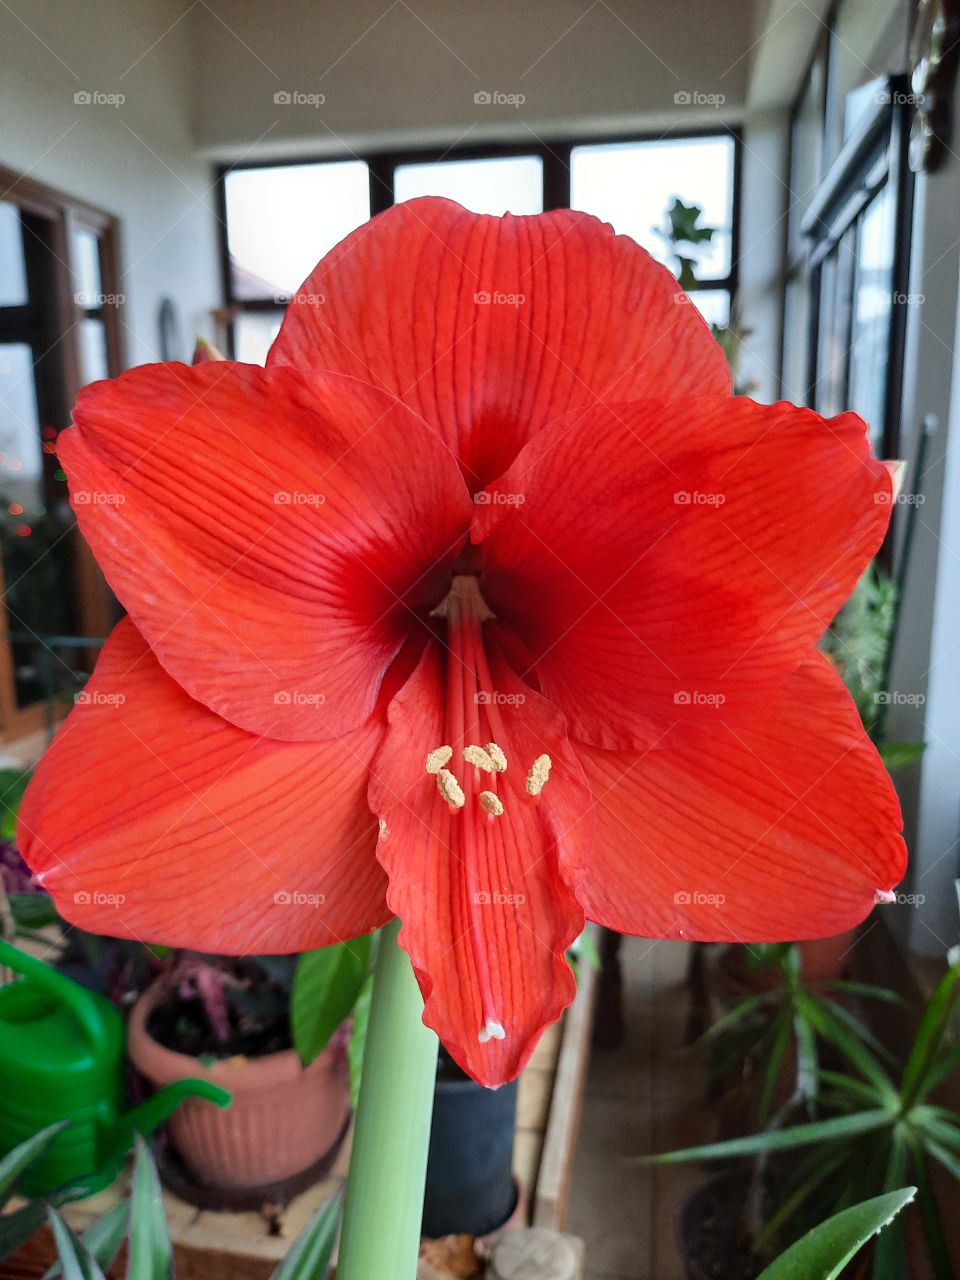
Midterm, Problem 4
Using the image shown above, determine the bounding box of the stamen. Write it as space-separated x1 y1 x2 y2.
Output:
874 888 897 904
485 743 508 772
525 754 552 796
378 817 389 841
478 790 504 817
478 1017 506 1043
436 769 465 809
425 745 453 774
464 744 497 772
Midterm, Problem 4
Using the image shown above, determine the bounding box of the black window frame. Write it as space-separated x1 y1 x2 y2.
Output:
215 127 742 359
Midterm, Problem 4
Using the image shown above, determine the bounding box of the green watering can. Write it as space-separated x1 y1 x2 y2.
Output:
0 940 231 1196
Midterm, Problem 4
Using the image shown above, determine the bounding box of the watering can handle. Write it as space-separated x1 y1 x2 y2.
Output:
0 939 109 1055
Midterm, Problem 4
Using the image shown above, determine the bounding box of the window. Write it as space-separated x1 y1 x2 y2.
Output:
222 160 371 366
393 155 544 214
0 171 122 739
219 133 741 364
571 135 737 326
780 2 913 459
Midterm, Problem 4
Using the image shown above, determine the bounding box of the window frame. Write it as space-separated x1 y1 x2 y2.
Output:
215 127 743 358
0 167 123 742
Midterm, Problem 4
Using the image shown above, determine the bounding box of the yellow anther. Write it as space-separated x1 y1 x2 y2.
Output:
525 754 552 796
479 790 504 816
436 768 465 809
485 743 508 772
464 744 497 772
426 745 453 774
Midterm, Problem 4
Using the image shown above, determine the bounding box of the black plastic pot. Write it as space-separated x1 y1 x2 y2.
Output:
422 1058 518 1238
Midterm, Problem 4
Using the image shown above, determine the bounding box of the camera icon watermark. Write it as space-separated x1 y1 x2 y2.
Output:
74 90 125 108
273 889 326 907
274 90 325 107
474 90 525 108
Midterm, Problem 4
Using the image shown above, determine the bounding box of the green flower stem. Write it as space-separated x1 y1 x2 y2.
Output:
337 917 438 1280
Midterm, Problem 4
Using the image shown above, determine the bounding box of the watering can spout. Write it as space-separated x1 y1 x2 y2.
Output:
120 1079 232 1141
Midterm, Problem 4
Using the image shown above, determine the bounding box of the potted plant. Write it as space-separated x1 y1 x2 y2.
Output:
128 938 370 1201
658 954 960 1279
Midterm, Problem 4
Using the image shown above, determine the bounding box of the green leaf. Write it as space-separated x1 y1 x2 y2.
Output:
797 994 898 1107
348 975 373 1109
879 741 925 770
756 1187 916 1280
829 981 903 1005
126 1134 171 1280
8 892 61 931
46 1208 107 1280
701 991 770 1042
292 935 373 1067
646 1109 891 1164
569 929 601 973
745 942 795 972
0 1121 69 1209
270 1190 341 1279
901 960 960 1109
758 1007 793 1126
908 1138 953 1280
0 1201 47 1261
0 768 31 840
44 1202 130 1279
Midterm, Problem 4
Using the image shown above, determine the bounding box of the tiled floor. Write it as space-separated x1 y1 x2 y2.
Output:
567 938 711 1280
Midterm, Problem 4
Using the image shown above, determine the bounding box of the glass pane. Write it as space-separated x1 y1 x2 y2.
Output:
234 311 283 366
79 318 109 384
393 156 543 215
0 202 28 307
815 233 857 419
689 289 729 328
571 136 734 279
848 185 895 448
827 0 906 158
73 228 102 307
225 161 370 301
0 343 44 510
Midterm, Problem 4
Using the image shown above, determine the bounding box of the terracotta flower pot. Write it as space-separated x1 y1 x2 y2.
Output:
127 980 350 1191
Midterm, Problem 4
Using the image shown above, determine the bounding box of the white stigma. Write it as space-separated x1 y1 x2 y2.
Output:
436 769 465 809
479 790 504 817
425 745 453 774
525 754 552 796
874 888 897 904
478 1018 506 1043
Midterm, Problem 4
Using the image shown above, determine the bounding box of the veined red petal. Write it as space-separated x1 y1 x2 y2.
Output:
268 197 730 489
567 657 905 941
61 362 472 741
18 620 389 951
475 396 892 751
369 639 589 1086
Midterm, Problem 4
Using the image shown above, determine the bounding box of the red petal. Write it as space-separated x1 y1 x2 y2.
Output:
475 396 892 751
61 362 472 741
567 657 905 941
268 197 730 488
18 620 389 951
369 641 589 1086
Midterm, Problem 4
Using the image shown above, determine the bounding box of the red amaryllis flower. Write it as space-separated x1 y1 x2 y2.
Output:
19 197 905 1086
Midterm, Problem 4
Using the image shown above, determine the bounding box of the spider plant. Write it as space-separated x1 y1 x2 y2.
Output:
655 955 960 1279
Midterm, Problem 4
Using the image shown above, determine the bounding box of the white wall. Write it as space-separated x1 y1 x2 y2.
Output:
189 0 755 158
0 0 220 365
